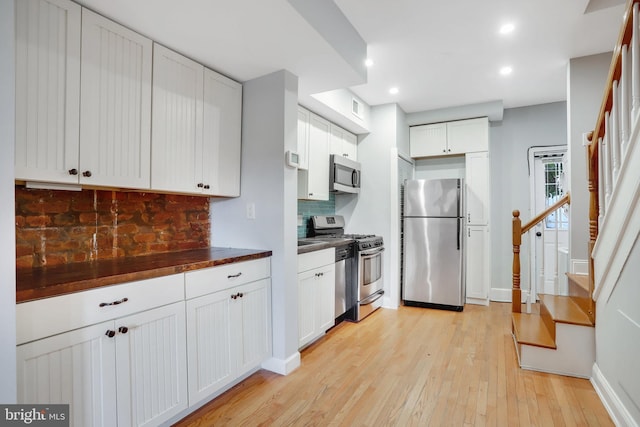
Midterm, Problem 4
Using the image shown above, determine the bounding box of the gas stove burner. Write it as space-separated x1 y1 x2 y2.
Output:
343 233 376 239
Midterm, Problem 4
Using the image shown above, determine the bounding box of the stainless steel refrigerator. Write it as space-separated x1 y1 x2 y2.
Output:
402 178 465 311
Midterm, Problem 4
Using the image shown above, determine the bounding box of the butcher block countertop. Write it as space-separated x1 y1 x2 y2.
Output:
16 247 272 303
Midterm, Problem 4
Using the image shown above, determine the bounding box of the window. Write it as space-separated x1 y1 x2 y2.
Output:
544 161 568 230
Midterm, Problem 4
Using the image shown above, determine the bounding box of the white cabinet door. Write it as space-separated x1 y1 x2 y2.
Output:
410 123 447 157
316 263 336 334
298 113 330 200
186 289 235 405
79 9 152 189
203 68 242 197
151 43 204 194
236 279 271 376
342 131 358 160
14 0 81 184
466 226 489 303
447 117 489 155
17 321 117 427
297 262 335 349
329 124 357 161
297 106 310 170
115 302 188 427
298 268 318 348
465 151 489 225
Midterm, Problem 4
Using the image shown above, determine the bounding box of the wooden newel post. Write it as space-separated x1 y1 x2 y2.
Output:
512 210 522 313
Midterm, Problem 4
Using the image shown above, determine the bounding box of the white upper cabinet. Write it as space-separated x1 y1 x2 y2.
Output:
329 124 357 161
465 151 489 225
152 44 242 196
14 0 81 184
80 9 152 189
298 112 330 200
202 69 242 197
297 106 310 170
410 117 488 158
151 43 204 194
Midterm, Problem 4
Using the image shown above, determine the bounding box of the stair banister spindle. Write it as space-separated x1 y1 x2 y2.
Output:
512 210 522 313
603 111 612 210
598 138 604 226
554 206 560 294
538 223 545 300
621 45 631 159
612 80 621 183
633 3 640 126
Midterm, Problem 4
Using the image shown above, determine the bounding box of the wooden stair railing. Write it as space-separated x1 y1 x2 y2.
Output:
587 0 640 301
512 193 571 313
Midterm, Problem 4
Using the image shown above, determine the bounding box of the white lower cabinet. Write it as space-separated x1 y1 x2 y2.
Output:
466 225 490 305
17 301 188 427
298 249 335 349
185 259 271 406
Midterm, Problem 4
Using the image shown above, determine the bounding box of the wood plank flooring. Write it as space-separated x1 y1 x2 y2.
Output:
173 302 612 427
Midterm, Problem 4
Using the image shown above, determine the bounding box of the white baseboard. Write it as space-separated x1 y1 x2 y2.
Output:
591 363 639 427
261 352 301 376
466 297 489 306
571 259 589 275
490 288 528 303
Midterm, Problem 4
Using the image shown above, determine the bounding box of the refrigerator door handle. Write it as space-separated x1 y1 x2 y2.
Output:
457 218 461 250
457 179 461 218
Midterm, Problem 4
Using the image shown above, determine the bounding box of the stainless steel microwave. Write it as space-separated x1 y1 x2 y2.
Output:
330 154 361 194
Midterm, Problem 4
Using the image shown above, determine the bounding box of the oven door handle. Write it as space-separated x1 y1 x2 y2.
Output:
359 247 385 257
360 290 384 306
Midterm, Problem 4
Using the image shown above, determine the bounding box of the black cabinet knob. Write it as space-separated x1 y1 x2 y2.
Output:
118 326 128 334
82 170 92 177
536 231 542 237
204 184 210 189
68 168 78 176
197 183 204 188
105 330 116 338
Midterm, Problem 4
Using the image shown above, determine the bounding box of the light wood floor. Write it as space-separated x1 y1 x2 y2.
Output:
173 302 612 426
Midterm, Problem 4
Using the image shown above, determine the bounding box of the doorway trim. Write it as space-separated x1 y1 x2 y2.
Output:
527 145 567 302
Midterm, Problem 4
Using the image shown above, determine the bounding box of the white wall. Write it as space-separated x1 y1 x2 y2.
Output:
414 156 465 181
336 103 407 309
210 70 300 375
567 52 612 262
489 102 567 301
0 0 17 403
594 235 640 426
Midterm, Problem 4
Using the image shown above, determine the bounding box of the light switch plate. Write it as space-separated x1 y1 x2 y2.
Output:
297 215 303 226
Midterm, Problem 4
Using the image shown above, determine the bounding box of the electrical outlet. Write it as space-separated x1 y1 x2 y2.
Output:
246 203 256 219
297 215 303 226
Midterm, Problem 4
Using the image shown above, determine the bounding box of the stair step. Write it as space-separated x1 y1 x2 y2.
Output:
512 312 556 349
539 294 594 327
567 273 589 294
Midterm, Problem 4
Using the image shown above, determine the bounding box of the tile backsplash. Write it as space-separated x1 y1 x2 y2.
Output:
297 193 335 238
15 187 210 268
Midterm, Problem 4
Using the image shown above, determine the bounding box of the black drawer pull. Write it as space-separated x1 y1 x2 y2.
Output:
99 297 128 308
118 326 128 334
227 272 242 279
105 330 116 338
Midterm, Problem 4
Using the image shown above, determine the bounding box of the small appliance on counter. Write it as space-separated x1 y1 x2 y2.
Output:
402 179 465 311
310 215 384 322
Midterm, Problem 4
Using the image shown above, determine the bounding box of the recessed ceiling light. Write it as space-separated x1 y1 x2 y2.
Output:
500 66 513 76
499 23 515 35
365 58 374 67
389 87 399 95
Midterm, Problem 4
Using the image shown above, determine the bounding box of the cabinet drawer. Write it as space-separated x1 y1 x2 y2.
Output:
185 258 271 299
298 248 334 273
17 274 184 345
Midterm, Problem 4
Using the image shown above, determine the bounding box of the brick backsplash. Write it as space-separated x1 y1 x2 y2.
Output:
15 186 210 268
297 194 335 238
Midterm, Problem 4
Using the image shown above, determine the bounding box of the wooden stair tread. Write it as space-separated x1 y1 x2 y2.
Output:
539 294 594 327
512 312 556 349
566 273 589 293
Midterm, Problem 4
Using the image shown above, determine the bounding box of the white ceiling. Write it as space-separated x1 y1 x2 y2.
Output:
76 0 626 114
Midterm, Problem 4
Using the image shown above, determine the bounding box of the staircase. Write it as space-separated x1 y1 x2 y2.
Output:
512 273 595 378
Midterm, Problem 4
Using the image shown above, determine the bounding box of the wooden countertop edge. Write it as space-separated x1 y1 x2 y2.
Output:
16 248 272 303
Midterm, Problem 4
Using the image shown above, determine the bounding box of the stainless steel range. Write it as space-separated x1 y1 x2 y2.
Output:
310 215 385 322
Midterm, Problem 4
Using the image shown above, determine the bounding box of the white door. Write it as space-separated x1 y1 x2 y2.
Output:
16 321 117 427
79 9 152 189
185 289 235 405
115 302 188 427
530 149 569 298
14 0 81 184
